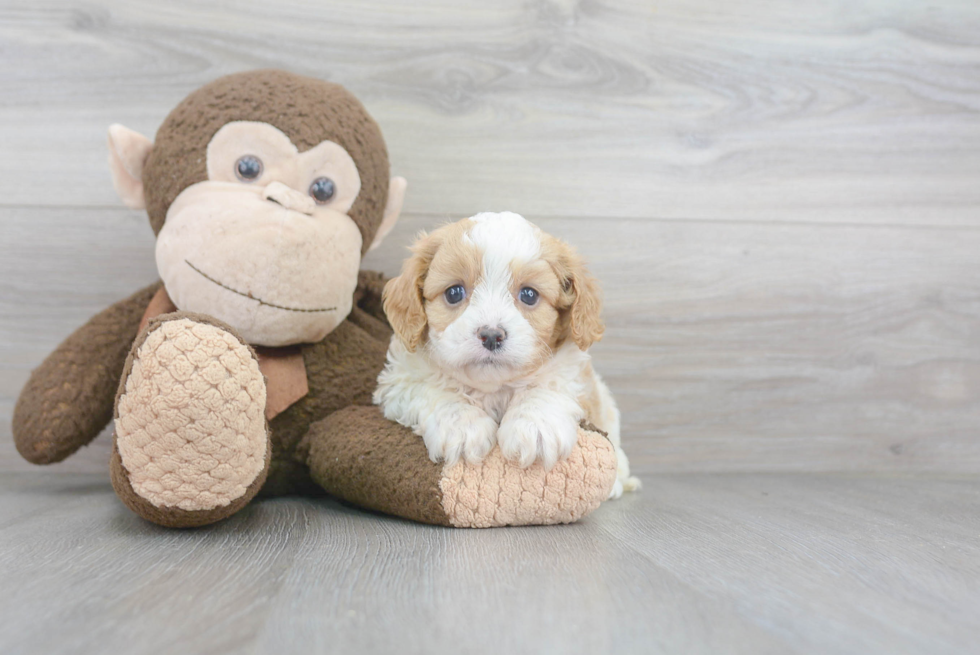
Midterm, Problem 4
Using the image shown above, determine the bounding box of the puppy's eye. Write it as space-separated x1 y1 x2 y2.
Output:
309 177 336 204
235 155 263 181
444 285 466 305
519 287 539 306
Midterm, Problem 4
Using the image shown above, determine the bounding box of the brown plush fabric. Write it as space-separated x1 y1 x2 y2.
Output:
142 70 390 253
262 317 392 493
346 306 395 344
254 275 396 498
260 458 325 498
303 405 452 526
348 270 396 342
12 282 162 464
355 269 389 320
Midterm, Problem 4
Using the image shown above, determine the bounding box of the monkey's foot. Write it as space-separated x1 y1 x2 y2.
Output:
304 406 619 528
111 313 271 528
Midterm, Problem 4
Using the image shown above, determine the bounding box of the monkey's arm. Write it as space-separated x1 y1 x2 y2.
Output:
12 282 162 464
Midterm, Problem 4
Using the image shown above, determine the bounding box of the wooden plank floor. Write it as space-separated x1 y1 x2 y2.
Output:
2 1 980 654
1 471 978 655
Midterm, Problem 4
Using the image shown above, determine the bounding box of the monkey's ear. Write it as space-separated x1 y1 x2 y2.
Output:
368 176 407 252
107 124 153 210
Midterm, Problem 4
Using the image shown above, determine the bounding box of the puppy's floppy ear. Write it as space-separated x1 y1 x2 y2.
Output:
383 231 439 352
553 239 605 350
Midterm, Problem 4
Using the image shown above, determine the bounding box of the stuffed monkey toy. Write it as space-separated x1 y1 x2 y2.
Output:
11 70 618 528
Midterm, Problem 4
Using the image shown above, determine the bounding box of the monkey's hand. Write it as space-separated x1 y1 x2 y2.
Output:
12 282 161 464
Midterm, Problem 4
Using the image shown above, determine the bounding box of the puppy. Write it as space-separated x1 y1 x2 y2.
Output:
373 212 639 498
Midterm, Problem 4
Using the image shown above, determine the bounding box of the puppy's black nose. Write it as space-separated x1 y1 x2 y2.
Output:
479 326 507 352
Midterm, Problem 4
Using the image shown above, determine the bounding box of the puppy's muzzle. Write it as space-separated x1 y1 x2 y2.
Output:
478 326 507 352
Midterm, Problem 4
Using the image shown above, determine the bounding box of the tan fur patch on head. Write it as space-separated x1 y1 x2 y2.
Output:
539 233 605 350
421 220 481 334
509 257 562 350
383 220 477 350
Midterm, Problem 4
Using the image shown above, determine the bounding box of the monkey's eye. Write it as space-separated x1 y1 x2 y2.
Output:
235 155 263 181
519 287 539 306
309 177 336 204
444 285 466 305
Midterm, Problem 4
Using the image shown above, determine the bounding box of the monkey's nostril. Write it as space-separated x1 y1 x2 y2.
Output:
478 326 506 352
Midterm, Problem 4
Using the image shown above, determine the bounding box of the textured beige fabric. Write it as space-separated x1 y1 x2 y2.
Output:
439 430 618 528
115 319 268 511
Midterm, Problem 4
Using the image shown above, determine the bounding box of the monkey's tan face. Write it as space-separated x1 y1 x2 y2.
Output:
155 122 365 347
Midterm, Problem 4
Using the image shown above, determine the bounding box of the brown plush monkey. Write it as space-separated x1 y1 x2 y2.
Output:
12 70 617 528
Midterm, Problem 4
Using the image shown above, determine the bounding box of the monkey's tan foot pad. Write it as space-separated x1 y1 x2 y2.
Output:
112 315 270 527
305 405 618 529
439 429 618 528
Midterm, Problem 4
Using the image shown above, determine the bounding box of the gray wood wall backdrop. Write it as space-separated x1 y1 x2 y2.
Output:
1 0 979 475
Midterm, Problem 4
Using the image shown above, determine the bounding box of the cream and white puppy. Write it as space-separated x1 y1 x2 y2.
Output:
373 212 639 498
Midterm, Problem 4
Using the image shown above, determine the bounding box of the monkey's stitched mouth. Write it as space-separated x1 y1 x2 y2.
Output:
185 260 337 314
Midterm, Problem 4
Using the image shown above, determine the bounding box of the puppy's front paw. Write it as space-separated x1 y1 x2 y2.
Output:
498 408 579 470
421 403 498 466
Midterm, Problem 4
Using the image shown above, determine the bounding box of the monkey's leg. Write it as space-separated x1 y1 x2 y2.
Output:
301 405 619 528
13 282 162 464
111 313 270 528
